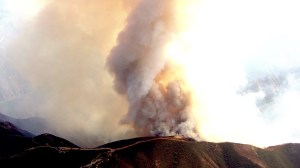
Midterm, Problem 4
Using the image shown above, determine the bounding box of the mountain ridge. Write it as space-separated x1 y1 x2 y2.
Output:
0 122 300 167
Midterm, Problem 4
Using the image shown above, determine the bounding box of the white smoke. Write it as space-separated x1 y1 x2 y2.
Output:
107 0 198 139
1 0 300 148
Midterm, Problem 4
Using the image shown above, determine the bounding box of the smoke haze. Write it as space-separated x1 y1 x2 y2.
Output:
1 0 300 147
1 0 137 146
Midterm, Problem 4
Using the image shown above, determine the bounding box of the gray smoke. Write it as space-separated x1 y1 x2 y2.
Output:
107 0 198 139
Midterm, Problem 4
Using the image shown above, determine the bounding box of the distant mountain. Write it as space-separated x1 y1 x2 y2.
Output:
0 121 34 137
0 112 104 148
0 121 78 159
1 130 300 168
0 121 36 157
0 112 51 135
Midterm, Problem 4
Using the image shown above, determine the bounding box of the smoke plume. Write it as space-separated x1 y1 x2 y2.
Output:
107 0 198 138
2 0 300 148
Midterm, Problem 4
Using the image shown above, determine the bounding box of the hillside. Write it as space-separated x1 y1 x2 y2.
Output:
87 137 300 168
0 123 300 168
0 113 50 135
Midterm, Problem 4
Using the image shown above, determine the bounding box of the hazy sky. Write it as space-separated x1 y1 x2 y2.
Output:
1 0 300 147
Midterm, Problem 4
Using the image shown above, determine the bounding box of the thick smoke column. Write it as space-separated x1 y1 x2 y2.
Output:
107 0 198 138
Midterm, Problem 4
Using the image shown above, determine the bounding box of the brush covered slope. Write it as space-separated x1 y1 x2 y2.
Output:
0 124 300 168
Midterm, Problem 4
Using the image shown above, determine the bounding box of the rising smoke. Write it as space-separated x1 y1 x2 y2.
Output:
107 0 198 139
1 0 300 148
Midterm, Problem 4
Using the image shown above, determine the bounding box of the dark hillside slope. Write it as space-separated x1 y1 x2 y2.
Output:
0 122 77 158
1 133 300 168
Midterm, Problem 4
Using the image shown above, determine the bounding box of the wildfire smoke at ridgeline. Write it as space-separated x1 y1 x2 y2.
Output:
1 0 300 147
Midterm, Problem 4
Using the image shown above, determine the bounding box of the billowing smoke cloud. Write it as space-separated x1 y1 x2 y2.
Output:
107 0 198 139
2 0 300 148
